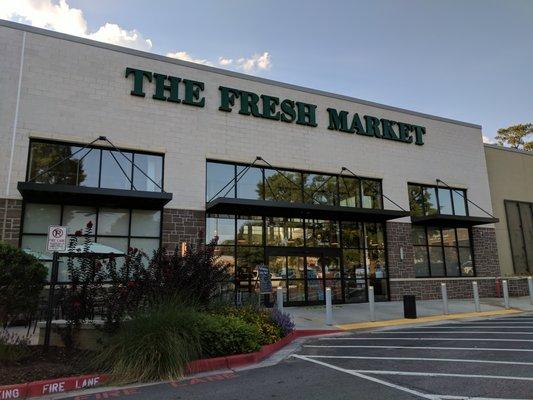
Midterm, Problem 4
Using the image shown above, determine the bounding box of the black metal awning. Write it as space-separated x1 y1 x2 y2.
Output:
206 197 409 222
18 182 172 209
411 214 499 228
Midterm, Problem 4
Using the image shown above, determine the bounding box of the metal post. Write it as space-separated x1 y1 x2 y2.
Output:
276 286 284 313
527 276 533 304
441 283 449 315
473 281 480 312
369 286 375 322
503 279 510 309
44 252 59 350
325 287 333 326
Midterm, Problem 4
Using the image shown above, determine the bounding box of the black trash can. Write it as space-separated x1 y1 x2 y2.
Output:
403 295 417 319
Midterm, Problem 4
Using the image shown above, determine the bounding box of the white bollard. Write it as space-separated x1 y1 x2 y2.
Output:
276 286 284 313
473 281 480 312
369 286 375 322
527 276 533 304
503 279 510 309
325 287 333 325
441 283 449 315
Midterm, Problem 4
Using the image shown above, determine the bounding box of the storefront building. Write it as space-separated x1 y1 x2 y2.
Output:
0 20 501 305
484 144 533 295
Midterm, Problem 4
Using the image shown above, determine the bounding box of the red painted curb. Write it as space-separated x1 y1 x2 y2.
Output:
0 329 340 398
186 329 341 374
0 374 108 399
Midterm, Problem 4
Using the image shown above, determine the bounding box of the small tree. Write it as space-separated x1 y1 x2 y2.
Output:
0 242 47 328
495 123 533 150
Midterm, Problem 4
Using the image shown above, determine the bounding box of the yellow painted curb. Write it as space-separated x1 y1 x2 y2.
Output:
338 308 523 331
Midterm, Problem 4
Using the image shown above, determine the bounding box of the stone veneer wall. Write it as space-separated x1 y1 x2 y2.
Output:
161 208 205 251
0 198 22 246
387 222 502 300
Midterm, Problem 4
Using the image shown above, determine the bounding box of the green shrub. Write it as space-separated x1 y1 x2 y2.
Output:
216 305 283 345
0 329 30 362
0 242 47 327
195 313 262 357
93 302 201 382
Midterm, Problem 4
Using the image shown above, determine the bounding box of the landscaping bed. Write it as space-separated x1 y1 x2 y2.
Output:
0 346 94 385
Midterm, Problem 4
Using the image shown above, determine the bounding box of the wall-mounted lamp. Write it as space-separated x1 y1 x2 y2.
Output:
180 242 188 257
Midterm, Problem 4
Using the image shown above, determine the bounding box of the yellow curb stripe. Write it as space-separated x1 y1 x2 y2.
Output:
337 309 522 331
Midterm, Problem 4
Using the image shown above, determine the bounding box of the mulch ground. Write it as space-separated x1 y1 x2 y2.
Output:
0 346 96 385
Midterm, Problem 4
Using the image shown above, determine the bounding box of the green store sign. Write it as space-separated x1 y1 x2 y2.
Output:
126 67 425 145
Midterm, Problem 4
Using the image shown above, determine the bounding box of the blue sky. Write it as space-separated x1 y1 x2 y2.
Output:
2 0 532 141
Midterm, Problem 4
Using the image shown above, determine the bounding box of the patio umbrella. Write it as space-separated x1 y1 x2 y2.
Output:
22 248 54 261
58 243 125 259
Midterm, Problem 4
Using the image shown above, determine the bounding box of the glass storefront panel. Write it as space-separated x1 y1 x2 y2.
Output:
307 280 324 302
236 217 264 246
264 169 302 202
133 153 163 192
424 187 439 215
408 184 424 216
444 247 460 277
442 228 456 247
427 227 442 246
23 203 61 233
342 222 363 248
288 256 305 279
63 206 97 234
459 247 474 276
206 162 235 201
100 150 133 190
453 190 467 216
305 220 339 247
365 223 384 249
131 210 161 237
438 188 453 215
206 216 235 245
266 217 304 247
326 279 343 302
214 246 235 274
414 246 429 277
411 226 427 246
339 176 360 208
268 256 287 279
129 238 159 258
344 278 366 303
429 246 445 276
323 257 341 279
343 249 365 279
303 174 336 205
288 280 306 302
98 208 129 236
361 180 382 209
457 228 471 247
237 166 263 200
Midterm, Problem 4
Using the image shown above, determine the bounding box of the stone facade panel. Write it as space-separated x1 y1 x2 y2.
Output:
0 198 22 246
161 208 205 251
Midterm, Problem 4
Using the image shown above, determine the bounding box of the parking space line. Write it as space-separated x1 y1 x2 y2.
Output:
368 331 533 335
291 354 434 399
436 396 531 400
301 355 533 366
304 345 533 352
350 370 533 382
319 337 533 342
381 326 533 330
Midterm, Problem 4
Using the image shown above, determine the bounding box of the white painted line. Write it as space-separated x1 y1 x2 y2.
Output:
291 354 434 399
320 337 533 342
436 396 530 400
457 322 533 325
300 355 533 366
350 369 533 382
368 331 533 335
390 326 533 330
304 345 533 352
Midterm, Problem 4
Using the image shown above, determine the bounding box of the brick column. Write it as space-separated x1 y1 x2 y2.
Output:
0 198 22 246
161 208 205 251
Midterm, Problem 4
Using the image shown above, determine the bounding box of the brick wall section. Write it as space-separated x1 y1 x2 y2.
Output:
161 208 205 251
386 222 414 279
0 198 22 246
387 225 503 300
506 277 531 297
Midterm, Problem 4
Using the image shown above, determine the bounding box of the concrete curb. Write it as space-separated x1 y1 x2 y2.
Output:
0 330 341 399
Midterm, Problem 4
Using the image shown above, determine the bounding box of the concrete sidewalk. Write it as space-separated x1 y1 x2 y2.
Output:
285 296 533 330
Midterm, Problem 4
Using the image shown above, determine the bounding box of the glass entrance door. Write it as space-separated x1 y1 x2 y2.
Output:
267 249 341 306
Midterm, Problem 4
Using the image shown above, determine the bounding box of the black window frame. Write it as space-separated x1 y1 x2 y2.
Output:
408 182 468 217
26 138 165 192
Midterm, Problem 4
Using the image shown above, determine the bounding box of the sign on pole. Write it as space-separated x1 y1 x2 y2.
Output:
46 225 67 252
258 264 272 294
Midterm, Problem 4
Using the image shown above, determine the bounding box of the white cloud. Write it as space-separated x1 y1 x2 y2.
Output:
166 51 213 66
483 135 495 144
0 0 153 51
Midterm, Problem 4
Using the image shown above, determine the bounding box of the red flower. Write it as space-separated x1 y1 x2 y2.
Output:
86 221 93 229
127 281 136 288
75 230 82 237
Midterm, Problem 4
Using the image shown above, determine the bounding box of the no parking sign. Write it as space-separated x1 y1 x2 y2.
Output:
46 225 67 252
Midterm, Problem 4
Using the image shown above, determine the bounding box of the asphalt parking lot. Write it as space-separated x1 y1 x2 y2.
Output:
59 313 533 400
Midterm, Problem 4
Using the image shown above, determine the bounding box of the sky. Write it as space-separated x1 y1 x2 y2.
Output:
1 0 532 142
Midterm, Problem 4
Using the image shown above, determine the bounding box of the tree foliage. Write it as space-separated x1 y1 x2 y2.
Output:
495 123 533 151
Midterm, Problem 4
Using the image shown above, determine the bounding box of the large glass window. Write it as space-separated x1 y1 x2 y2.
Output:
266 217 304 247
412 225 474 278
408 183 469 216
206 160 383 209
28 140 164 192
20 203 162 282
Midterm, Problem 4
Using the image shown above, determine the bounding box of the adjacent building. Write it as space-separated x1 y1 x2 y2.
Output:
0 20 502 305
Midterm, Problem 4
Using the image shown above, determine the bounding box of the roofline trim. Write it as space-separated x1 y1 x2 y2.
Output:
484 143 533 156
1 19 482 129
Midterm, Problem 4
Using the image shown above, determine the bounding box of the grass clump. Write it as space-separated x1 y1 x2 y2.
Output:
0 330 30 363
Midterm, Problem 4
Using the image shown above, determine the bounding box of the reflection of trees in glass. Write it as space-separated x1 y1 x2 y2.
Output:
408 184 438 216
342 222 362 248
303 174 337 205
306 220 339 247
339 177 360 208
365 223 385 248
262 171 302 202
236 246 264 290
30 142 87 185
236 218 263 245
362 180 382 209
266 217 304 246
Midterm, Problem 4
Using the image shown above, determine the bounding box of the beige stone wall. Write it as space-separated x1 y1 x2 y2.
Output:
484 144 533 276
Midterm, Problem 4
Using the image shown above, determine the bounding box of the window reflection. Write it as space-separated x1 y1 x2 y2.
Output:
362 180 382 209
304 174 336 205
438 188 453 215
339 176 360 208
266 217 304 246
408 183 468 216
453 190 467 216
305 219 339 247
133 154 162 191
264 169 302 202
237 166 263 200
100 150 133 190
206 162 235 201
236 217 263 246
